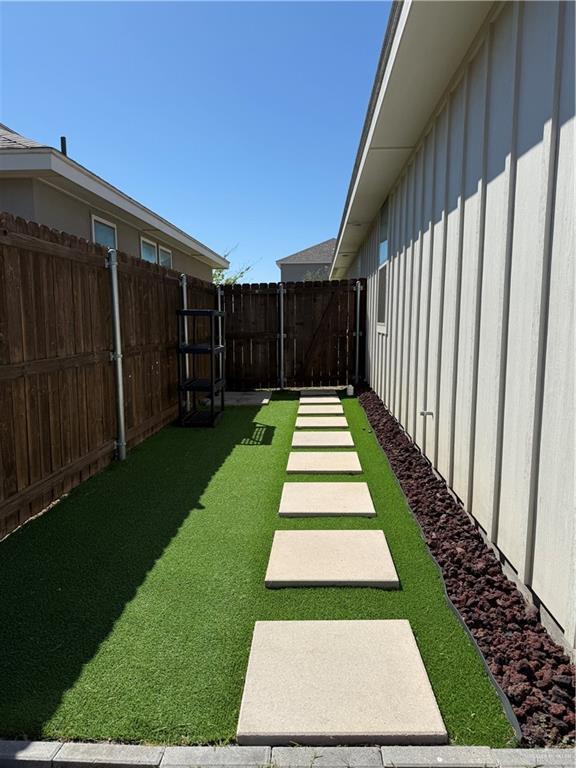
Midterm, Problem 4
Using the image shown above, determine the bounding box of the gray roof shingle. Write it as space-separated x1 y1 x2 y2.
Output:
0 123 47 150
276 238 336 266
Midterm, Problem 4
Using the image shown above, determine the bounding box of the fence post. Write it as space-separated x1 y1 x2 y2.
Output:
107 248 126 461
217 285 224 384
354 279 363 384
180 274 190 411
278 282 285 389
180 273 189 351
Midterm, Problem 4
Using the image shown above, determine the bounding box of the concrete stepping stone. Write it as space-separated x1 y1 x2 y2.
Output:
279 482 376 517
298 404 344 415
265 530 399 588
292 431 354 448
287 451 361 474
236 619 448 745
298 396 341 404
295 416 348 429
300 389 338 397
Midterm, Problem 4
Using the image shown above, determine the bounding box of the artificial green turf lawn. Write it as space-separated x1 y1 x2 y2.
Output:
0 396 515 747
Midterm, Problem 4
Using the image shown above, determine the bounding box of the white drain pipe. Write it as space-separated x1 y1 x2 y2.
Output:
278 283 285 389
107 248 126 460
354 280 363 384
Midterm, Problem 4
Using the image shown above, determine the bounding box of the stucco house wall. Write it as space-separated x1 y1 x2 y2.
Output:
1 178 213 282
0 178 36 221
277 238 336 282
279 262 330 282
338 1 575 648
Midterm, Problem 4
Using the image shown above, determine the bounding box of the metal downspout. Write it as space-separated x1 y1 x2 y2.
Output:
107 248 126 461
278 283 285 389
355 279 363 384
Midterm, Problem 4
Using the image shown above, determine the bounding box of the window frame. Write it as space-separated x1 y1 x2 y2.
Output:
140 236 158 264
377 260 389 333
158 245 172 269
377 198 390 333
91 214 117 249
378 199 389 267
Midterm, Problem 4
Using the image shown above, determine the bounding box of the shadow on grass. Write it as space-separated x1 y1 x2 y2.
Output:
271 390 300 401
0 407 273 738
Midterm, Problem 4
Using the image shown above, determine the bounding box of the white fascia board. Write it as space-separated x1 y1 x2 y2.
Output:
331 0 493 279
0 148 229 269
330 0 412 280
0 149 53 174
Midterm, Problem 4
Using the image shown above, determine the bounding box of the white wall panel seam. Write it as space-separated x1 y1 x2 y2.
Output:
423 123 437 453
523 0 565 586
395 175 407 418
413 149 426 435
449 69 470 488
406 161 417 432
379 201 387 402
467 31 492 514
393 179 403 414
387 188 397 405
434 98 452 469
491 0 523 544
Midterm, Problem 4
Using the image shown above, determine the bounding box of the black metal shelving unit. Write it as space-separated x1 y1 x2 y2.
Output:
177 308 225 427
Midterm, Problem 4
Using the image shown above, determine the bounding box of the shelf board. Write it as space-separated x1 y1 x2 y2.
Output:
179 377 225 393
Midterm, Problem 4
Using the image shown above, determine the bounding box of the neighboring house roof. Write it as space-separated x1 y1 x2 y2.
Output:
331 0 493 278
0 125 44 150
276 238 336 267
0 123 229 270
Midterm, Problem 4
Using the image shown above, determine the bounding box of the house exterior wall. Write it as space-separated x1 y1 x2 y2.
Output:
1 178 213 282
279 263 330 282
350 1 575 647
0 178 36 221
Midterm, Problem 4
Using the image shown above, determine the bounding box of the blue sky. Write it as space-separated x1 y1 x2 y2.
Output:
0 1 389 281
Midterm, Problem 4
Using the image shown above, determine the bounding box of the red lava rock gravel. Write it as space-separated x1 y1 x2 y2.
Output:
358 389 575 748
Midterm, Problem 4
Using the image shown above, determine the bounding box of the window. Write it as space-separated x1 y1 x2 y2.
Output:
92 216 117 249
377 200 389 327
159 246 172 268
379 200 389 266
378 263 388 325
141 237 158 264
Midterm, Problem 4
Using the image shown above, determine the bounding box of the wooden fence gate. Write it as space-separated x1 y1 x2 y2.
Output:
222 279 366 389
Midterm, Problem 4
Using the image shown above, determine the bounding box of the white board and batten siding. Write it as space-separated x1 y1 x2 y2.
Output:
351 1 575 647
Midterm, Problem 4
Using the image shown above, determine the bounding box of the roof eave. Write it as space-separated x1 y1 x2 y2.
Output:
276 257 333 266
0 147 229 269
330 0 495 279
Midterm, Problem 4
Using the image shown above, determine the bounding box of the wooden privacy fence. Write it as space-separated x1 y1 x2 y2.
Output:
0 213 366 539
222 279 366 389
0 214 214 539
